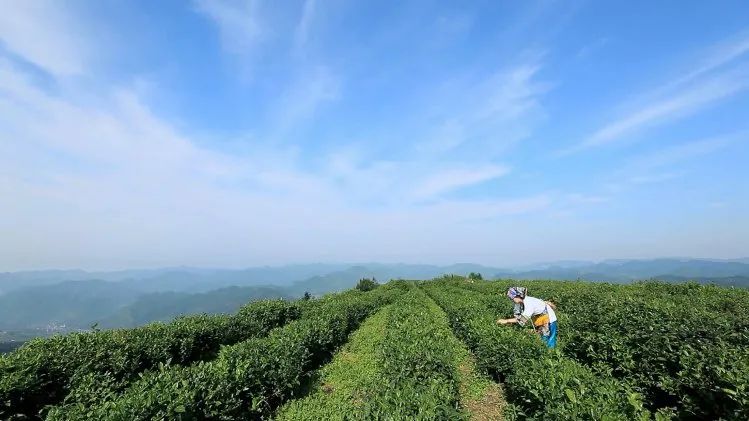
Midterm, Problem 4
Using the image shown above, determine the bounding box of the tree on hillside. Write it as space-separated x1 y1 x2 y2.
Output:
468 272 483 281
356 278 379 292
303 291 312 301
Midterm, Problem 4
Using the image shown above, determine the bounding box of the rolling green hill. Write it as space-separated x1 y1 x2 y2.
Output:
0 281 291 330
100 286 292 328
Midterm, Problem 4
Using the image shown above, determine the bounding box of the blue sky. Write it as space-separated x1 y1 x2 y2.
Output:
1 0 748 270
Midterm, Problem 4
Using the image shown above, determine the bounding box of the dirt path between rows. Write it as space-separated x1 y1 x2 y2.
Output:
457 354 506 420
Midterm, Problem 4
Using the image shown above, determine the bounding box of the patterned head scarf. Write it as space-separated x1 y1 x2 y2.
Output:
506 286 527 300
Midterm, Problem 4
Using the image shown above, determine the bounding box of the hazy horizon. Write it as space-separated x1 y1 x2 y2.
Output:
3 255 749 273
2 1 748 271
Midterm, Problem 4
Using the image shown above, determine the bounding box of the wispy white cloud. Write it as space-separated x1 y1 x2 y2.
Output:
269 65 341 137
576 37 608 59
413 165 510 200
476 63 545 122
668 32 749 90
0 0 90 76
582 72 749 148
194 0 339 135
627 172 684 185
565 33 749 153
565 193 610 204
415 195 551 220
193 0 265 55
427 12 474 47
317 58 549 206
315 151 512 205
294 0 317 50
601 132 740 193
627 133 740 169
419 58 548 156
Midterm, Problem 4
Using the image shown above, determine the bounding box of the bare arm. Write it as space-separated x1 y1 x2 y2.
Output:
496 318 518 325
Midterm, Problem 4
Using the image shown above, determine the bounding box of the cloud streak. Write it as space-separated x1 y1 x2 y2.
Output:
627 133 740 170
584 72 749 147
0 0 90 76
418 58 548 156
193 0 265 55
600 132 742 193
414 165 510 200
564 33 749 154
269 65 341 138
668 32 749 90
294 0 317 50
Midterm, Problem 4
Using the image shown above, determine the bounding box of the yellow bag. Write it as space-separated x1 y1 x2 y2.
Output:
532 314 549 328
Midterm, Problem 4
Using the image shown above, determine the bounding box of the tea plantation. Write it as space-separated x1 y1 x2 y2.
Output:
1 278 747 420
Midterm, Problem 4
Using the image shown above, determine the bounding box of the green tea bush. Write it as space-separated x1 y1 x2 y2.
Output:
423 282 652 420
46 285 404 420
278 287 469 420
365 289 464 418
0 299 301 419
355 278 379 292
275 304 392 420
457 279 749 419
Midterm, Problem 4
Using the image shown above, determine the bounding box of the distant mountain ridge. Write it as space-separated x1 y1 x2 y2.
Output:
1 258 748 333
290 263 504 294
0 264 349 295
492 258 749 285
0 262 503 331
0 282 291 330
99 286 292 328
0 280 141 329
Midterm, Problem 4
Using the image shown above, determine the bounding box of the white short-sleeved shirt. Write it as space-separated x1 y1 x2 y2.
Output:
518 296 557 324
